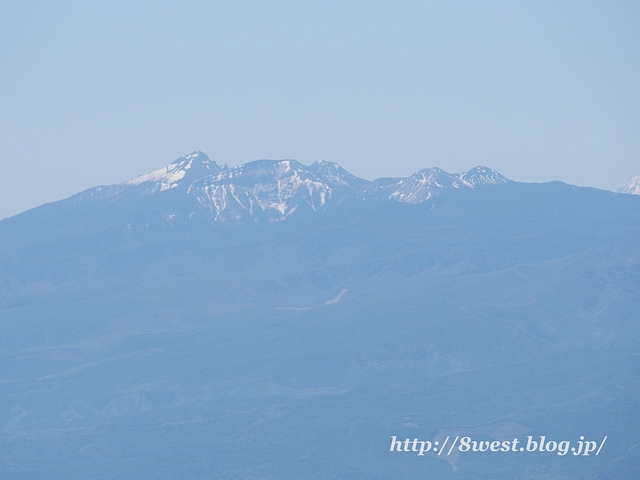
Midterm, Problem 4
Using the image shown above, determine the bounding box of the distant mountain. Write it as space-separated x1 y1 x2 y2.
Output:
1 153 639 479
50 152 510 224
618 175 640 194
358 166 508 203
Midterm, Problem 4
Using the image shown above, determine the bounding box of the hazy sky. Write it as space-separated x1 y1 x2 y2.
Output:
1 1 638 220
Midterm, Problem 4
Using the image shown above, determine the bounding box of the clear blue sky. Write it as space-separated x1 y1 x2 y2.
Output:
1 1 638 219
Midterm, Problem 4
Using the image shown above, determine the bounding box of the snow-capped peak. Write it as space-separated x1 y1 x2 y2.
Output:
617 176 640 195
359 166 510 204
190 159 350 222
458 166 509 187
125 151 223 192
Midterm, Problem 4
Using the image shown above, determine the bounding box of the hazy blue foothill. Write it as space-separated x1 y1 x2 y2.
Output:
1 153 639 478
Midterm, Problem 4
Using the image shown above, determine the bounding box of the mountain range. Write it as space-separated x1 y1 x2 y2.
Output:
1 153 639 479
65 151 509 224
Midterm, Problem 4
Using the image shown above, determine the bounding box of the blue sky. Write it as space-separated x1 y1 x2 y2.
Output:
1 0 638 219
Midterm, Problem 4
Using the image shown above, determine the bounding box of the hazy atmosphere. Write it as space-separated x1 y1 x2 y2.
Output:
1 0 638 220
2 4 640 477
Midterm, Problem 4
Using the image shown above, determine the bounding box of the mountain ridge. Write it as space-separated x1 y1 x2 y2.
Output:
12 151 509 225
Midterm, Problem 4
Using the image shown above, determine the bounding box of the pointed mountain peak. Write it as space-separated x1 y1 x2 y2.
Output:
125 152 224 191
184 151 209 161
168 151 222 174
617 176 640 195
